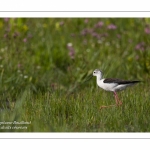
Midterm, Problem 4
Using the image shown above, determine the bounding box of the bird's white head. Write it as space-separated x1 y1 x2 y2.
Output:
93 69 103 79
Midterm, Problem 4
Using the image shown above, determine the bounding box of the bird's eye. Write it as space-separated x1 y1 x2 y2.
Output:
94 72 95 73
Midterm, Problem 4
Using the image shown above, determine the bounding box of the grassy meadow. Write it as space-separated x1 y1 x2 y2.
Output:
0 18 150 132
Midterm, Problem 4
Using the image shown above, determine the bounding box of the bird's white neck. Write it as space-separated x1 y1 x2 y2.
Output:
96 74 102 82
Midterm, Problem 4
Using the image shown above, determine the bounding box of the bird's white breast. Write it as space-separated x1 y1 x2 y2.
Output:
97 79 118 91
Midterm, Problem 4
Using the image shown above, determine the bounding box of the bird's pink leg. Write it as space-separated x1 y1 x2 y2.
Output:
100 92 116 109
114 91 122 106
100 92 122 110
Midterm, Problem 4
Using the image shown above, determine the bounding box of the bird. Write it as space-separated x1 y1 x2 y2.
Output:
93 69 140 109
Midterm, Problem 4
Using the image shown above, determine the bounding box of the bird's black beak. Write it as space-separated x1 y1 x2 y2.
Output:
85 74 93 82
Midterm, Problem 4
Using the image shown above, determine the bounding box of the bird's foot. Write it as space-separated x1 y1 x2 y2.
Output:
100 104 116 110
100 105 108 110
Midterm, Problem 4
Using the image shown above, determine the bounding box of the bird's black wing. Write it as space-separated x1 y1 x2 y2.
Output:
103 78 140 85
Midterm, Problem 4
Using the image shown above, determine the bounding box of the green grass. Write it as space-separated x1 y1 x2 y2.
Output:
0 18 150 132
1 83 150 132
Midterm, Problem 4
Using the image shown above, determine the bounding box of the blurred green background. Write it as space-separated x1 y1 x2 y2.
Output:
0 18 150 132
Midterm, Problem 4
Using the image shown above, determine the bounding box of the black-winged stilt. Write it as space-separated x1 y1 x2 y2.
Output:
93 69 140 109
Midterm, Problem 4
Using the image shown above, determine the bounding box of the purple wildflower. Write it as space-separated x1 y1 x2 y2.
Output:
4 34 8 38
23 38 27 43
135 42 145 51
80 28 94 36
94 21 104 28
81 29 87 36
4 18 9 22
145 27 150 34
91 32 100 39
107 24 117 30
84 19 88 24
67 43 75 59
59 21 64 26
